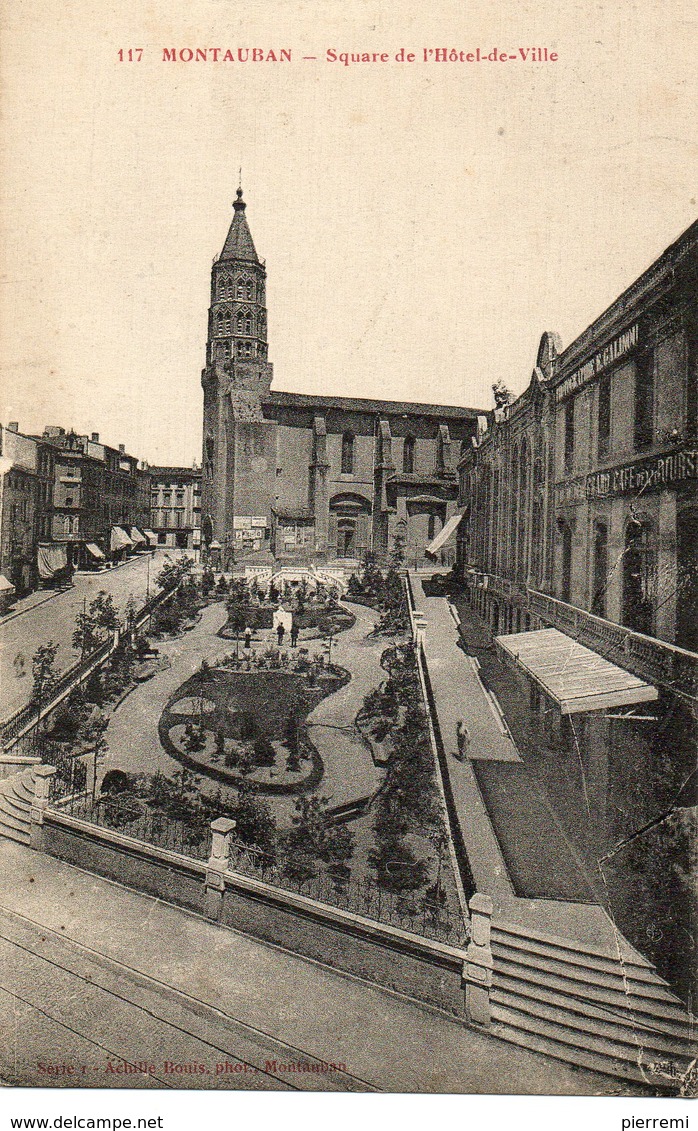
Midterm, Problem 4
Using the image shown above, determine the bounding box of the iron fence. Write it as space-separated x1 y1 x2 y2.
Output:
45 790 468 946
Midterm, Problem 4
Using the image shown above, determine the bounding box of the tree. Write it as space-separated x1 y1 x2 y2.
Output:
72 611 100 657
389 528 406 570
32 641 59 716
492 380 514 409
89 591 119 636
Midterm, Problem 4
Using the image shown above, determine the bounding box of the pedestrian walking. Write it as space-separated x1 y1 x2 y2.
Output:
455 719 469 761
290 620 299 648
276 621 285 647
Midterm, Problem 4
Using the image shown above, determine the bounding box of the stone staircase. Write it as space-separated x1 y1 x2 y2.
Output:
490 919 697 1089
0 767 38 845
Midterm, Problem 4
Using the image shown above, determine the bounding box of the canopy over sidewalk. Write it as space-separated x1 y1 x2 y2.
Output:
495 627 658 715
425 512 462 557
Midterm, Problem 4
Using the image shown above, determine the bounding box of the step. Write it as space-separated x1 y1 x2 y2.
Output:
491 1002 693 1080
0 811 32 844
489 1018 671 1090
0 792 32 819
491 984 698 1061
492 923 658 981
493 969 696 1044
494 917 655 970
11 780 37 805
493 953 691 1024
492 940 679 1004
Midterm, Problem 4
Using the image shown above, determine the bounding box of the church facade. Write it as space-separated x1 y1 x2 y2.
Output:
201 191 482 568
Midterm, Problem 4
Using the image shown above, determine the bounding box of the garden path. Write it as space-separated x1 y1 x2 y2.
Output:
99 600 231 782
100 599 387 818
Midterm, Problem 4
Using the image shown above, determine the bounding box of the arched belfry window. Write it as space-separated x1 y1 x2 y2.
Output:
217 275 229 298
223 308 232 335
236 311 245 334
403 435 415 474
244 312 253 334
341 432 355 475
236 277 245 300
216 309 226 336
246 280 254 300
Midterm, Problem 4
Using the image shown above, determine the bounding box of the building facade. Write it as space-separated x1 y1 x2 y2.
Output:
0 423 152 599
201 191 481 570
459 221 698 655
149 465 202 551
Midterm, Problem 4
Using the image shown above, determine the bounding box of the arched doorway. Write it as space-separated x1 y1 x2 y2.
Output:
329 493 372 560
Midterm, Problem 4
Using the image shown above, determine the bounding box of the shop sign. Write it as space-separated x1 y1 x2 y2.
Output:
555 323 639 403
233 515 268 528
585 447 698 499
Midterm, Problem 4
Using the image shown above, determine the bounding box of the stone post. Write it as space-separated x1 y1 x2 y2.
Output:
412 611 427 647
204 817 236 921
29 765 57 851
463 893 494 1026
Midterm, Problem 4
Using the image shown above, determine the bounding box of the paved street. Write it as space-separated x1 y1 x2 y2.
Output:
0 551 173 723
0 838 632 1094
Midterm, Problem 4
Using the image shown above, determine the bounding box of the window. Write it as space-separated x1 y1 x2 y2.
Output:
597 375 611 459
403 435 415 474
560 522 573 603
244 313 253 334
246 280 254 300
564 399 575 473
236 311 245 334
591 521 608 618
218 275 230 298
634 350 655 450
175 510 183 528
341 432 354 474
622 519 656 635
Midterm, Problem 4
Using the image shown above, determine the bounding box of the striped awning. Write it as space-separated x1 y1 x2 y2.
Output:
425 512 463 557
110 526 133 551
495 627 658 715
85 542 105 560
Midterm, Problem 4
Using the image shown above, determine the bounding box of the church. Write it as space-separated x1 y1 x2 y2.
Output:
201 190 482 569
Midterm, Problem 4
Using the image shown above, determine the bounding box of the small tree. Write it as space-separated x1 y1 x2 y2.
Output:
72 612 100 657
389 528 406 570
89 591 119 636
32 641 59 718
492 380 514 409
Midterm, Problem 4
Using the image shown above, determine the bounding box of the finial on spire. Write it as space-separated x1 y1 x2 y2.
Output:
233 183 246 212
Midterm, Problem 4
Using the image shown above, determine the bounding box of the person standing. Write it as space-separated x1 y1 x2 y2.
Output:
276 621 285 647
455 719 470 761
290 620 299 648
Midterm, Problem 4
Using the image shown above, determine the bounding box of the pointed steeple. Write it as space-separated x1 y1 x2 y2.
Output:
220 188 259 262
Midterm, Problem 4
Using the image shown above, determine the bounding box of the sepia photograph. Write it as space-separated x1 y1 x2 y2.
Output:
0 0 696 1111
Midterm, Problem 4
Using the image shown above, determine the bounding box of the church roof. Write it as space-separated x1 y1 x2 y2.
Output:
220 188 259 263
264 391 482 420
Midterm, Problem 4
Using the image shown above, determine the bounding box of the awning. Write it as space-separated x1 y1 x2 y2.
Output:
0 574 15 592
144 530 158 545
85 543 105 560
425 512 463 557
37 543 69 579
209 540 222 550
110 526 133 552
495 627 658 714
130 527 147 545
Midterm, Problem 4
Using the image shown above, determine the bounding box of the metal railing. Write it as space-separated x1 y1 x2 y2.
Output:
47 788 468 946
1 585 179 750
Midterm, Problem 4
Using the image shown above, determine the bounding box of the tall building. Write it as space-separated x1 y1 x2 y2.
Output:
201 191 482 569
149 465 202 551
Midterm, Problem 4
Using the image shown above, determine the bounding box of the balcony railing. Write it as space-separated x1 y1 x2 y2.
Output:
466 572 697 701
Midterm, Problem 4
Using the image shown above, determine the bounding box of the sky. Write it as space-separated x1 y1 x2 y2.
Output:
1 0 696 466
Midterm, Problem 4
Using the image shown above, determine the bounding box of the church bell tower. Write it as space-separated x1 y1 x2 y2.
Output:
201 189 276 562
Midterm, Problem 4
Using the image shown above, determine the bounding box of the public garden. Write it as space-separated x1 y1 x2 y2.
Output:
39 553 466 943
